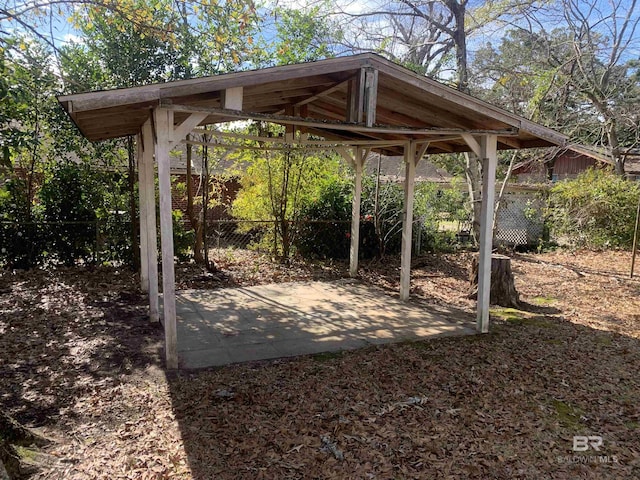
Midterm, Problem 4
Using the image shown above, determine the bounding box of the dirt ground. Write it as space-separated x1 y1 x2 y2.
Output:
1 249 639 479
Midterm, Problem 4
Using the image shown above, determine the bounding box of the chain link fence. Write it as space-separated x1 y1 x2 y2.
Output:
205 219 353 258
206 220 273 251
204 218 452 258
0 218 133 267
1 188 548 269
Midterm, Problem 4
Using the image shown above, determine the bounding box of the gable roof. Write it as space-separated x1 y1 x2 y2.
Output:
58 53 568 156
512 144 640 177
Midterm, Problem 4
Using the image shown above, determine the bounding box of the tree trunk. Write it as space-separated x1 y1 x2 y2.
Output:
464 152 482 244
0 410 52 479
446 0 469 92
185 137 204 264
127 136 140 272
469 253 520 308
606 119 625 176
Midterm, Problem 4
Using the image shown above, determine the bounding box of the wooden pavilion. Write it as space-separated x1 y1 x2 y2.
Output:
58 53 568 369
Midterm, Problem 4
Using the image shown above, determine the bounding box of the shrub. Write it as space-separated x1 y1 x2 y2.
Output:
172 210 194 261
0 178 44 268
295 182 352 259
39 162 99 265
547 169 640 248
361 179 405 256
413 181 470 253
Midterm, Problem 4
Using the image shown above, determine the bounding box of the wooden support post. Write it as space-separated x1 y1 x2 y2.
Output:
347 69 365 123
285 105 295 142
154 108 178 369
476 135 498 333
141 121 159 323
221 86 243 110
364 67 378 127
400 141 417 300
350 148 366 277
347 67 378 126
137 133 149 293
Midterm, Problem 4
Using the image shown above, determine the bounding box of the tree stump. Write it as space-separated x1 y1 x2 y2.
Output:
0 410 52 479
469 253 520 308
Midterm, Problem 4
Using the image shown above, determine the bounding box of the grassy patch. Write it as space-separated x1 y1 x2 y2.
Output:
14 445 38 461
311 350 344 362
552 399 585 429
404 340 432 350
490 308 555 328
491 307 527 321
531 296 557 306
595 335 613 346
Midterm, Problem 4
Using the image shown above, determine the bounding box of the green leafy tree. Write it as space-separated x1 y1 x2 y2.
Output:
472 0 640 175
39 162 100 265
0 36 58 219
232 133 347 261
271 5 337 65
547 169 640 248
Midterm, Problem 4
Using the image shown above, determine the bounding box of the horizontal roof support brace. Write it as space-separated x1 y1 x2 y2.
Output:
191 128 411 147
160 102 521 137
183 139 395 152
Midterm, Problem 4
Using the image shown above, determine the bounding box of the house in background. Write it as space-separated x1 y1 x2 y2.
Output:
364 154 453 184
512 145 640 183
169 152 455 224
169 150 240 224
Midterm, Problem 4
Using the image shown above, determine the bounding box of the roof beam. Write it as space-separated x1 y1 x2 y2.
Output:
498 136 522 149
461 133 482 157
274 79 350 115
171 112 208 144
162 103 520 138
221 87 243 110
187 130 406 148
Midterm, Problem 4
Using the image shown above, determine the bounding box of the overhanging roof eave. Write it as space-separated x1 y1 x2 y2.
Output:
57 53 568 150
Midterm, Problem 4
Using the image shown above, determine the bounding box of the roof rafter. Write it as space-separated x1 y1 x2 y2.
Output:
163 102 521 138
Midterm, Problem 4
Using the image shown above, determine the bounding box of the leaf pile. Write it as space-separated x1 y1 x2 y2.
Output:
0 250 638 479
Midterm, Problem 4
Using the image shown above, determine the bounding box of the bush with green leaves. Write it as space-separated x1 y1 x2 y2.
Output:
413 181 470 252
360 178 405 256
39 162 100 265
0 177 44 268
0 162 141 269
172 210 195 261
295 181 352 259
547 169 640 248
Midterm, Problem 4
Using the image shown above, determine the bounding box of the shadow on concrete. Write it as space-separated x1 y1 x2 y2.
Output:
164 302 639 479
172 280 476 369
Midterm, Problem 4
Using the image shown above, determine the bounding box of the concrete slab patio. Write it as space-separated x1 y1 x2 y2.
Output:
174 279 476 369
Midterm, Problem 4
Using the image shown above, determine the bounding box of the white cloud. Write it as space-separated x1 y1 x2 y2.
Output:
273 0 372 15
62 33 83 45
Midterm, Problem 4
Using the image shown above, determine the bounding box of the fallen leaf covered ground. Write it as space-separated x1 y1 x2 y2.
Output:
1 249 639 479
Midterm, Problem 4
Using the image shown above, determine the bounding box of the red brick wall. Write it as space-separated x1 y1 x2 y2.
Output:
171 174 240 224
